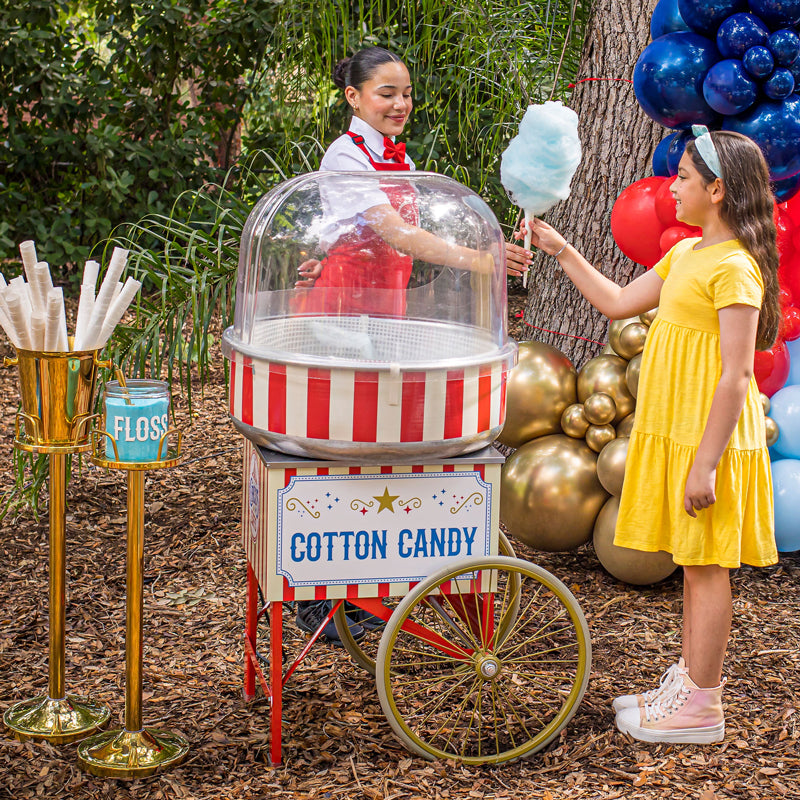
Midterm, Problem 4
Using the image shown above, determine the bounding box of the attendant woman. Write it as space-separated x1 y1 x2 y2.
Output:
296 46 531 643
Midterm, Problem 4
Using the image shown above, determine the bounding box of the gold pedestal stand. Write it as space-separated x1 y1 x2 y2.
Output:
77 432 189 778
3 348 112 743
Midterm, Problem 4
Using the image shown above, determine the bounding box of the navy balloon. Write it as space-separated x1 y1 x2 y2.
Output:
724 96 800 180
768 29 800 66
750 0 800 27
743 45 775 79
716 13 770 59
634 32 721 129
703 59 758 114
650 0 691 38
765 67 796 99
773 172 800 201
789 58 800 86
678 0 748 36
652 132 678 176
666 129 694 174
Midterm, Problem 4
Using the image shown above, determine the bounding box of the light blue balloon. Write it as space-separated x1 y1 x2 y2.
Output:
769 384 800 457
770 458 800 551
787 338 800 385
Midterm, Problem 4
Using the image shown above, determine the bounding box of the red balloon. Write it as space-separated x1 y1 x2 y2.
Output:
775 204 795 260
654 178 678 228
780 306 800 341
780 285 794 308
783 191 800 228
611 177 668 267
779 252 800 307
754 339 790 397
659 225 694 254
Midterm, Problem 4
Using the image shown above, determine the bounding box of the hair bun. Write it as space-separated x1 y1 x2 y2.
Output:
333 57 351 91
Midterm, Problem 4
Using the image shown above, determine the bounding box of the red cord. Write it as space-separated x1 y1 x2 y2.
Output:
515 312 606 345
567 77 633 88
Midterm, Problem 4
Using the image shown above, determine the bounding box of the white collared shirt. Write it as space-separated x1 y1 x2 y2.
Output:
319 115 416 171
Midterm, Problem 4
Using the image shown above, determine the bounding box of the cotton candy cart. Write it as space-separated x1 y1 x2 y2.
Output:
223 172 592 764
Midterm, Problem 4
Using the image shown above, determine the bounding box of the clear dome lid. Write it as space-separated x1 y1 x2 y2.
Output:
223 171 515 371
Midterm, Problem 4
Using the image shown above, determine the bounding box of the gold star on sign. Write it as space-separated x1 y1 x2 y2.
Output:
373 486 399 513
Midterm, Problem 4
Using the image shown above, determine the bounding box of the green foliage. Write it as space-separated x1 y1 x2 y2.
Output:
0 0 278 274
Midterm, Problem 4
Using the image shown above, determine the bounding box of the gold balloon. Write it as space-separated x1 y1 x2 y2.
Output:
616 412 635 438
626 353 642 399
577 354 636 423
639 308 658 327
497 341 577 448
607 317 640 358
600 343 616 355
596 436 629 496
561 403 590 438
584 392 616 425
593 497 677 585
500 434 608 552
614 322 648 360
585 424 616 452
760 393 771 415
765 416 779 447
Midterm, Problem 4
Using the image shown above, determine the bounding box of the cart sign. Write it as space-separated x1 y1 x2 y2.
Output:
276 471 492 586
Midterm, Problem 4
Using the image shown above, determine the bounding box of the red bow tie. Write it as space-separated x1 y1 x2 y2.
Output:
383 137 406 163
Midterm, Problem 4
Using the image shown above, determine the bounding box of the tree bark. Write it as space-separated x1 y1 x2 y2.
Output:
523 0 662 368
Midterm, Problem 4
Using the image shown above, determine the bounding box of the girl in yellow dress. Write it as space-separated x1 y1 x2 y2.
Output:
526 128 779 744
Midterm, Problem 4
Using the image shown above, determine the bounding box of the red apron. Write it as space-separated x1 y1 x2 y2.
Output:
306 132 418 317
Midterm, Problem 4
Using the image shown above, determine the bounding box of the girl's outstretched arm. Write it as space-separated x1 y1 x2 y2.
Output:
526 218 664 319
684 303 759 518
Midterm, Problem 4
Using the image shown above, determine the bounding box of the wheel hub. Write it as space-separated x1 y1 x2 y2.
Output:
476 654 502 680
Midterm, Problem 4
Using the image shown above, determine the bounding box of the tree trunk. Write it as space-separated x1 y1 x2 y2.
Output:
523 0 661 369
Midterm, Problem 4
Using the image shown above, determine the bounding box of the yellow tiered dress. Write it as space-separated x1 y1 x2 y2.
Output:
615 238 777 568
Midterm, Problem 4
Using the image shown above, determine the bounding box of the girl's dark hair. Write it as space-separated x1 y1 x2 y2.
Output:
332 47 403 92
685 131 780 350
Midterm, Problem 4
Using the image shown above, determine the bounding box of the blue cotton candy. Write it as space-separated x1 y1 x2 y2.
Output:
501 101 582 216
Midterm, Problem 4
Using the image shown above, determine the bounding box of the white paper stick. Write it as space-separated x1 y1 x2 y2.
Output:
56 288 68 350
0 305 20 348
6 288 32 349
32 262 55 315
95 277 142 349
0 275 12 320
20 242 42 313
29 309 46 351
9 277 33 318
78 247 129 350
82 260 100 290
74 284 95 349
45 290 65 351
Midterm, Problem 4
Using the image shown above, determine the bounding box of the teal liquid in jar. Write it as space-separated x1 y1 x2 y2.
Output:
104 380 170 462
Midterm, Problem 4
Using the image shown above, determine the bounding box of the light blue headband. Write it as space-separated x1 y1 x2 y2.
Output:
691 125 723 179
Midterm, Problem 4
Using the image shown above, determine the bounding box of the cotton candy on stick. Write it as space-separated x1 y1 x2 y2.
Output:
500 101 582 287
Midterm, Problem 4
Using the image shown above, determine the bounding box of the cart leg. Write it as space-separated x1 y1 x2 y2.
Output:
244 563 258 701
269 600 283 766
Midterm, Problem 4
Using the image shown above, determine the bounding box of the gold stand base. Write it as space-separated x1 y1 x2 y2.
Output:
3 694 111 744
76 727 190 779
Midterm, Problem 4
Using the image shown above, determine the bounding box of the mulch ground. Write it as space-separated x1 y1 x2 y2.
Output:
2 293 799 799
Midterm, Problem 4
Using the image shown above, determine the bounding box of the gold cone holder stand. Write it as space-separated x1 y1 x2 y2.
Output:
3 347 112 743
77 431 189 778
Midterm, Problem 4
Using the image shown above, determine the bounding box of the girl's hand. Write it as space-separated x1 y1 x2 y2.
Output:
520 218 568 257
505 242 532 277
684 462 717 518
295 259 323 288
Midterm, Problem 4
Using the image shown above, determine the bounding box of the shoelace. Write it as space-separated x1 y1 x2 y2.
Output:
643 675 691 722
642 661 687 702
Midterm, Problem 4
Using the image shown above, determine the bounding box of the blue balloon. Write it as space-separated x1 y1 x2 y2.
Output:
743 45 776 78
651 0 691 38
768 29 800 66
750 0 800 28
789 58 800 86
769 446 786 462
703 58 758 114
725 97 800 180
771 458 800 551
634 32 721 129
773 172 800 201
768 384 800 457
786 338 800 385
652 131 678 176
667 129 694 174
765 66 796 98
678 0 748 36
717 13 770 59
